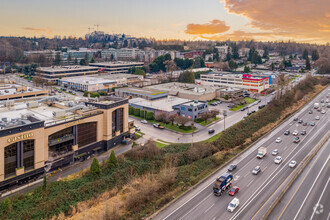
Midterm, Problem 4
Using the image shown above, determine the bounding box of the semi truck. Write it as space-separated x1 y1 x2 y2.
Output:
257 147 267 159
213 172 233 196
314 103 320 109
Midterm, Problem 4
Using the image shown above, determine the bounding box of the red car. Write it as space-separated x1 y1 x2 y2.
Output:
228 186 239 196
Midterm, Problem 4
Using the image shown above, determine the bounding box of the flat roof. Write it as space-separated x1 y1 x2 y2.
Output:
0 84 43 96
38 65 99 73
129 96 190 112
145 82 219 95
90 61 144 67
116 87 167 96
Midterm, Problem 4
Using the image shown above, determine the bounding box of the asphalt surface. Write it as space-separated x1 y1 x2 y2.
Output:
269 139 329 220
153 87 329 220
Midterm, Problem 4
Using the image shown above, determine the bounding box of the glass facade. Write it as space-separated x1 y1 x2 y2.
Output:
23 140 34 171
4 143 17 178
112 108 124 136
78 122 97 147
48 127 74 156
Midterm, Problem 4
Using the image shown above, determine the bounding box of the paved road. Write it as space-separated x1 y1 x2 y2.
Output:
152 87 329 220
269 139 329 220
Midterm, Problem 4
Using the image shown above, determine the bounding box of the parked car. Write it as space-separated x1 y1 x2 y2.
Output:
303 122 308 126
135 125 141 131
284 130 290 135
293 130 299 136
227 198 240 212
228 186 239 196
258 105 266 109
208 129 215 134
153 123 164 129
272 149 279 156
309 110 313 114
228 164 237 172
321 110 326 114
211 102 217 106
252 166 261 175
251 110 256 114
141 120 148 124
289 161 297 168
274 156 282 164
276 137 282 143
301 130 306 135
293 137 300 143
293 117 298 121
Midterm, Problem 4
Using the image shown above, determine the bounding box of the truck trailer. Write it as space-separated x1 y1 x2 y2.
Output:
257 147 267 159
213 173 233 196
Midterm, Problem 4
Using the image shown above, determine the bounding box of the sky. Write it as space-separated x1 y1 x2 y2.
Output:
1 0 330 44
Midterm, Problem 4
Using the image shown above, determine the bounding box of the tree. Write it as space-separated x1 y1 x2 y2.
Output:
251 51 260 65
175 115 190 127
168 114 177 125
108 150 118 168
90 158 101 178
84 53 89 65
228 59 238 71
303 48 308 59
155 111 167 122
244 65 250 73
123 40 128 47
2 198 12 214
67 53 72 64
248 47 256 61
225 51 232 62
199 112 211 122
74 58 78 65
129 107 134 115
315 57 330 74
271 62 275 71
90 57 95 63
134 68 146 77
54 52 61 65
231 43 239 59
263 47 269 59
306 57 311 70
134 108 140 116
140 110 147 118
214 50 220 61
210 109 220 118
42 174 47 191
311 49 319 61
79 59 86 65
146 111 154 120
178 71 195 83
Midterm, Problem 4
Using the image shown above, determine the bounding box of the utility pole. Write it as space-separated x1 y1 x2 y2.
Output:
223 110 227 131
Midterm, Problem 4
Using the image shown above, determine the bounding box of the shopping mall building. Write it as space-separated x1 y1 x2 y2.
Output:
0 95 133 190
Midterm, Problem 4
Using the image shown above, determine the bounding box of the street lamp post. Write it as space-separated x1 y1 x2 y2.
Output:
223 110 227 131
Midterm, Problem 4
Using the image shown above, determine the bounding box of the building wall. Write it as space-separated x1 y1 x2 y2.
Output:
0 90 49 101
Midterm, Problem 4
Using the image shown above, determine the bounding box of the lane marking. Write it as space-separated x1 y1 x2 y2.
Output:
178 194 212 220
244 173 249 178
229 122 328 220
247 180 254 187
263 166 268 171
294 156 330 220
310 177 330 220
204 203 215 213
277 141 329 220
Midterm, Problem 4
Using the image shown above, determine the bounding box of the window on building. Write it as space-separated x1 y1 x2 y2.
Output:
188 108 192 112
112 108 124 136
23 140 34 171
181 107 186 111
4 143 17 178
78 122 97 147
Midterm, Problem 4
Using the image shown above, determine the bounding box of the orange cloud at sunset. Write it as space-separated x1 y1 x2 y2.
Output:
185 20 230 35
221 0 330 43
22 27 52 34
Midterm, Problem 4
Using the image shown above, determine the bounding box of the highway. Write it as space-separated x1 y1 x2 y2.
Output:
269 139 329 220
153 87 329 220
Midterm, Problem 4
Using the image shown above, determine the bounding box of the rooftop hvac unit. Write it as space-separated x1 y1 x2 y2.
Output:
6 101 14 107
52 110 66 118
27 101 39 108
2 117 7 122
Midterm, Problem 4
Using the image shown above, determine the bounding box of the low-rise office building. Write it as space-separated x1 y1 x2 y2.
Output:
0 84 48 101
200 73 269 93
116 87 168 100
89 61 144 74
0 96 132 190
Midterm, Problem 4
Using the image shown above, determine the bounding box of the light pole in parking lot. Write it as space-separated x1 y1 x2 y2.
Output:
223 110 227 131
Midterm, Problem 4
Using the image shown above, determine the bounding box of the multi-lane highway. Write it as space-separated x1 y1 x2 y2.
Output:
153 87 329 220
269 138 329 220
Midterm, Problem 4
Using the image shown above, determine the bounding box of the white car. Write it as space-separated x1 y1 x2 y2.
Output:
292 130 299 136
227 198 239 212
275 137 282 143
140 120 148 124
135 125 141 131
274 156 282 164
272 149 279 156
321 110 326 114
289 161 297 168
315 116 320 120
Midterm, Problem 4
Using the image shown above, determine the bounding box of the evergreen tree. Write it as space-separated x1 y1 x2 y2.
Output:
42 174 47 191
54 52 61 65
79 59 86 66
90 57 95 63
306 57 311 70
231 43 239 59
248 47 256 61
311 49 319 61
214 51 220 61
2 198 12 214
74 58 78 65
67 53 72 64
303 48 308 59
228 59 238 71
263 47 269 59
271 62 275 71
243 65 250 73
90 158 101 178
251 51 260 65
226 51 232 62
108 150 118 168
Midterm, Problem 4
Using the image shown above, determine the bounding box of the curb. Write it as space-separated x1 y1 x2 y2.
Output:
262 131 330 219
148 86 327 219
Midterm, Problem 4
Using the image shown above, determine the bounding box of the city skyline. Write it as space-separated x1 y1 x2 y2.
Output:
1 0 330 44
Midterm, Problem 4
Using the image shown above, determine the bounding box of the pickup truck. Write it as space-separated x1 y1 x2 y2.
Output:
213 173 233 196
257 147 267 159
153 123 164 129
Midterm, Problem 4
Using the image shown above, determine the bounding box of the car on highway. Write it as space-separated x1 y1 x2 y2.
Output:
310 121 315 126
243 114 248 118
135 125 141 131
272 149 279 156
227 198 239 212
309 110 313 114
328 104 330 108
228 164 237 172
141 120 148 124
293 130 299 136
317 107 322 112
210 102 217 106
315 116 320 120
303 122 308 126
293 117 298 121
251 110 256 114
320 99 324 103
293 137 300 143
321 110 326 114
252 166 261 175
289 161 297 168
208 129 215 134
274 156 282 164
326 99 329 103
284 130 290 135
153 123 164 129
298 119 303 124
301 130 306 135
228 186 239 196
275 137 282 143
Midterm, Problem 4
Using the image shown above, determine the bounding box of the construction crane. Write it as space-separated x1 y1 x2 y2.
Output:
94 24 102 31
87 27 94 33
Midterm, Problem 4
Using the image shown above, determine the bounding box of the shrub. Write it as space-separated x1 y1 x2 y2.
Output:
108 150 118 168
129 107 135 115
134 108 140 117
140 110 147 119
90 158 101 178
146 111 154 120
